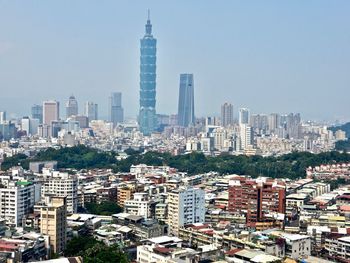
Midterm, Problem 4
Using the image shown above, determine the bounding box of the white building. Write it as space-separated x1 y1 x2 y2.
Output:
21 117 39 136
167 187 205 235
240 123 253 150
325 236 350 261
137 236 187 263
40 171 78 214
124 193 153 219
281 233 311 260
0 181 35 226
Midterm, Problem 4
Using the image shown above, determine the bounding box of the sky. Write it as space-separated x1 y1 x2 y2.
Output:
0 1 349 122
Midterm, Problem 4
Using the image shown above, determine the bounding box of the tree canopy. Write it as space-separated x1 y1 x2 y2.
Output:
65 236 129 263
85 201 122 216
2 145 350 180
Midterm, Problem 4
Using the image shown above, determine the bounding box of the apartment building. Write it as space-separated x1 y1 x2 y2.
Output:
40 171 78 214
40 197 67 255
124 193 154 219
228 176 286 227
167 187 205 235
0 181 35 226
117 186 136 207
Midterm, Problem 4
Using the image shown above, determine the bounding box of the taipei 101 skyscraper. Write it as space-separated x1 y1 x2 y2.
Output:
139 11 157 135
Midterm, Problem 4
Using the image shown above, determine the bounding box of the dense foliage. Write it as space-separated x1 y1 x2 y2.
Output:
85 201 122 216
329 122 350 138
335 140 350 152
0 153 29 171
34 145 117 169
2 145 350 179
65 236 129 263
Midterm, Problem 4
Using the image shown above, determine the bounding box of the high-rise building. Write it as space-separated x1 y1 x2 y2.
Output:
31 105 43 124
268 113 280 133
70 115 89 128
228 176 286 227
109 92 124 126
65 95 78 119
250 114 269 134
40 196 67 254
221 102 234 127
177 74 195 127
239 108 250 125
85 101 98 121
167 187 205 235
0 122 17 140
139 12 157 135
239 123 253 150
0 181 35 227
286 113 301 139
0 111 6 124
21 117 39 136
41 171 78 214
43 101 59 126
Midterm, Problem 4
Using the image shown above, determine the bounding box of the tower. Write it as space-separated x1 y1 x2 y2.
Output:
65 95 78 119
31 104 43 124
139 11 157 135
109 92 124 126
239 108 250 125
40 197 67 254
85 101 98 121
167 187 205 235
43 101 59 125
177 74 195 127
221 102 233 127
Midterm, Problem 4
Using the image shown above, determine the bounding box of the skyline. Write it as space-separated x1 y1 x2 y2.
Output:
0 1 350 122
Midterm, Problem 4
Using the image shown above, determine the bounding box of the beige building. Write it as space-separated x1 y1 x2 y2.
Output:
117 187 135 207
43 100 59 126
40 197 67 255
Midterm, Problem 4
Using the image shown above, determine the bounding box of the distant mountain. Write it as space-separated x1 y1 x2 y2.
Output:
329 122 350 138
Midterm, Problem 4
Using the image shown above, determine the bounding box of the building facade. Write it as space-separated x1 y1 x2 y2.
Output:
31 105 43 124
40 172 78 214
109 92 124 126
65 95 78 119
139 13 157 135
177 74 195 127
221 102 233 127
85 101 98 121
167 187 205 235
228 176 286 227
0 181 35 227
40 197 67 255
43 101 59 126
239 108 250 125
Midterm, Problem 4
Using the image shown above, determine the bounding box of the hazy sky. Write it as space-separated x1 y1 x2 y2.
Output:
0 1 349 122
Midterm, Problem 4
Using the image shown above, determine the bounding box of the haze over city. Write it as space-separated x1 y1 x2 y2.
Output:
0 1 349 121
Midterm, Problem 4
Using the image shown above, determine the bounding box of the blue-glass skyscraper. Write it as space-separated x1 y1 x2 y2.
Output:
139 12 157 135
177 74 195 127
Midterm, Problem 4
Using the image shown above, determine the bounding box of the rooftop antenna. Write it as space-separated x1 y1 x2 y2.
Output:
148 9 150 21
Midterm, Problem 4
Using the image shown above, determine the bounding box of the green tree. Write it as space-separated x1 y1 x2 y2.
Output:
85 201 122 216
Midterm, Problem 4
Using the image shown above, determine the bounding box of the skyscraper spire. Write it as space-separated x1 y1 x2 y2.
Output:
145 9 152 35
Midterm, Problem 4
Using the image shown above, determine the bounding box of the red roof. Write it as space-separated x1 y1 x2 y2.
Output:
339 205 350 212
225 248 242 256
153 247 173 254
337 195 350 200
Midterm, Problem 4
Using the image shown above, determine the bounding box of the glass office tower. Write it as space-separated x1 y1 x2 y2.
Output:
139 12 157 135
177 74 195 127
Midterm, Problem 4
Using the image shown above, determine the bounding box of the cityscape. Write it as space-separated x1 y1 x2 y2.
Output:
0 2 350 263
